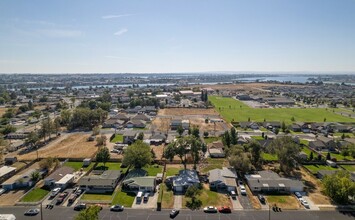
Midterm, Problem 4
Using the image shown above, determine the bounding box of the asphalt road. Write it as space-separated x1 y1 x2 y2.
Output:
1 207 354 220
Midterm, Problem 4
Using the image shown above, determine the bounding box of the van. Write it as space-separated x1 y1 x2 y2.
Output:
230 191 237 199
136 191 143 203
50 188 61 198
143 193 149 202
0 188 6 195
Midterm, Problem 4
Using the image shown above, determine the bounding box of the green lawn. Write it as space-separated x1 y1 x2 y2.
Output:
20 188 49 202
165 167 180 177
143 164 163 176
262 152 278 161
209 96 355 123
301 146 313 156
81 193 113 201
204 137 222 144
304 165 339 173
300 139 309 146
111 190 136 207
341 165 355 172
183 187 230 208
111 134 123 143
251 136 264 141
64 161 94 172
321 152 354 161
266 195 300 209
94 162 128 172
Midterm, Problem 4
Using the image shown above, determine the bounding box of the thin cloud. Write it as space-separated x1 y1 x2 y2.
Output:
102 14 134 19
114 28 128 36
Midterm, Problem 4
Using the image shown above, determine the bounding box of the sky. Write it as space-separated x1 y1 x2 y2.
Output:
0 0 355 74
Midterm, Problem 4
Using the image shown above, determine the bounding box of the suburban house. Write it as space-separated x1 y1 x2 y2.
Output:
245 170 304 193
111 113 130 122
149 133 167 145
132 113 150 122
0 166 16 182
2 169 38 190
209 167 238 192
239 122 259 130
208 141 225 158
171 169 200 193
263 122 281 130
170 119 190 130
122 177 156 193
102 118 125 128
44 166 75 187
125 120 146 129
317 136 337 151
309 140 326 151
123 130 138 144
4 157 17 165
78 170 121 193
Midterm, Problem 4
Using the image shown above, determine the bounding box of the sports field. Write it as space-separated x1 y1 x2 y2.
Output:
209 96 355 123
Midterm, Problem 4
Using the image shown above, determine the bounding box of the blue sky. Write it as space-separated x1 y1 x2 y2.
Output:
0 0 355 73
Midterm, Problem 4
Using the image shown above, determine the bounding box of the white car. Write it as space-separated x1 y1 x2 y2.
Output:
240 185 247 195
299 198 310 209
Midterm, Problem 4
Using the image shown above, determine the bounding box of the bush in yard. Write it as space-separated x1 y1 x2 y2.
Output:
322 170 355 204
185 185 202 210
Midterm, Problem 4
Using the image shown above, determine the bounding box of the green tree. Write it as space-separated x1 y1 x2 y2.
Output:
177 125 184 137
25 131 39 149
281 121 286 132
123 140 152 168
137 132 144 140
203 131 209 138
222 131 231 148
228 146 254 173
30 171 40 181
60 109 71 126
185 185 202 210
309 151 314 161
322 171 355 204
191 126 200 138
163 143 176 162
268 136 300 174
230 127 238 145
249 141 262 167
96 135 107 146
75 205 101 220
326 152 331 160
96 146 110 168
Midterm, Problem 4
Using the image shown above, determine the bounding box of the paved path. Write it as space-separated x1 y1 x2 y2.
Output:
174 195 182 209
304 196 320 210
230 197 243 210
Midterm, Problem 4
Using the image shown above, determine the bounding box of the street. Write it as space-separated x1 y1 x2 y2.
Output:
0 207 354 220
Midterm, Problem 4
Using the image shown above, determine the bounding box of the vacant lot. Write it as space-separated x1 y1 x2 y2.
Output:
161 184 174 209
190 117 230 133
199 158 228 174
183 184 231 208
0 190 26 205
304 165 339 174
209 96 355 123
63 161 94 172
151 117 171 133
18 133 99 160
159 108 219 116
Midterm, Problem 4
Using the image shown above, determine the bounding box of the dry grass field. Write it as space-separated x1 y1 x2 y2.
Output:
0 107 7 117
18 133 99 160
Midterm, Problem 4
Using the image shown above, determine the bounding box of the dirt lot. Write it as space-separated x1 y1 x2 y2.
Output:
151 117 171 133
0 190 26 205
0 107 7 117
151 145 164 160
295 167 332 205
18 133 99 160
159 108 219 116
190 118 231 132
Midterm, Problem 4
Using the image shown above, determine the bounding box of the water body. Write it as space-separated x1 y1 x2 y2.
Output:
237 75 311 83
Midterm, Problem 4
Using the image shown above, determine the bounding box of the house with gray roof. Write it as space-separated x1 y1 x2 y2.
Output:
209 167 237 192
122 177 156 193
245 170 304 194
172 169 200 193
2 169 38 190
78 170 121 193
44 166 75 187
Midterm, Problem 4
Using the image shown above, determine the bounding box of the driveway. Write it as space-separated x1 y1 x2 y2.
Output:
303 196 319 211
237 186 253 209
230 197 243 210
132 192 158 209
174 195 182 209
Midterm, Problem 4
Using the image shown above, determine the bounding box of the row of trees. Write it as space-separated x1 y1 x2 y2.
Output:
60 108 108 130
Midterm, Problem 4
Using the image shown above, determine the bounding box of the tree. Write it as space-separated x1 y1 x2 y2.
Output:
268 136 300 174
96 135 107 146
75 205 101 220
163 143 176 162
291 116 295 122
185 185 202 210
123 140 152 168
30 171 40 181
222 131 231 148
96 147 110 167
25 131 39 149
92 126 100 136
274 128 280 135
201 143 207 155
177 125 184 137
203 131 209 138
53 117 61 134
309 151 314 161
326 152 331 160
249 141 262 167
281 121 286 132
322 171 355 204
137 132 144 140
230 127 238 145
39 157 59 170
228 146 254 173
341 133 346 140
60 109 71 126
191 126 200 138
341 149 350 159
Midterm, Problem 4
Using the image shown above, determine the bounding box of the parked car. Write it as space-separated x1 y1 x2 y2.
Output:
230 191 237 199
56 192 68 204
294 192 302 199
75 189 83 196
203 206 218 213
143 193 149 202
110 204 124 212
258 194 266 204
24 209 40 216
240 185 247 195
74 203 87 211
299 198 310 209
218 206 232 213
68 194 78 203
50 187 61 198
0 188 6 195
238 180 244 186
170 209 180 218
